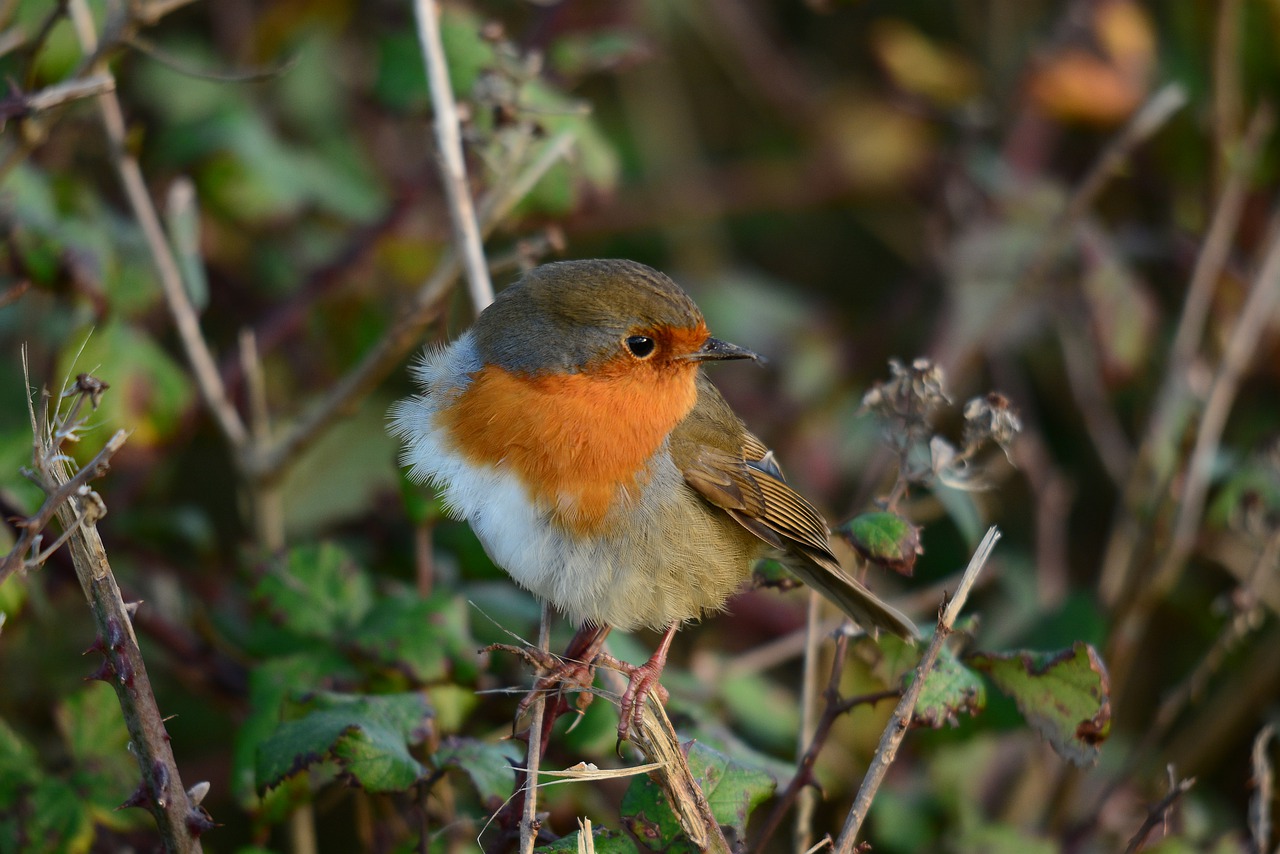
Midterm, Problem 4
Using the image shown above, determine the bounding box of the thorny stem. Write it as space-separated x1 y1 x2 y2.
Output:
26 373 204 852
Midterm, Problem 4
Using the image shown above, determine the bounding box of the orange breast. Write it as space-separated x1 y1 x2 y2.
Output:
440 358 700 535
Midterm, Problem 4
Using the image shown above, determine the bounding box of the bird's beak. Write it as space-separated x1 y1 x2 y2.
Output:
685 336 761 363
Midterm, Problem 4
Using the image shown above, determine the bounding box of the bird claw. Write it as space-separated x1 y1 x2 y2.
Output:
487 643 598 733
598 653 670 747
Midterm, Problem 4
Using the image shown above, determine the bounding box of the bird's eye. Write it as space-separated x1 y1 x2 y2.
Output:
625 335 656 359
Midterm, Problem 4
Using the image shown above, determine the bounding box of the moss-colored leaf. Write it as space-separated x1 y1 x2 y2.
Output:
838 511 922 575
967 642 1112 766
620 742 775 850
254 543 374 640
855 625 985 727
434 737 522 806
256 691 433 793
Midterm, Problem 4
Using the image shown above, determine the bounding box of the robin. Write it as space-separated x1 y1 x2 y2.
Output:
389 259 916 742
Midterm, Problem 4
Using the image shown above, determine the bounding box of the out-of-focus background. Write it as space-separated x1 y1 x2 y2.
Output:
2 1 1279 851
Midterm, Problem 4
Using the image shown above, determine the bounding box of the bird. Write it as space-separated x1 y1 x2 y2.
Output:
389 258 916 742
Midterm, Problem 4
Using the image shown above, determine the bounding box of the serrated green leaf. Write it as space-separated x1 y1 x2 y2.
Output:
256 691 432 793
839 511 921 575
232 652 352 806
347 592 477 684
254 543 375 640
434 737 522 806
620 742 775 850
967 642 1111 766
907 645 986 728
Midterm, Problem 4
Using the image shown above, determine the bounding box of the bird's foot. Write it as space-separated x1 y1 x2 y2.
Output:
597 652 671 745
485 643 598 734
601 623 679 747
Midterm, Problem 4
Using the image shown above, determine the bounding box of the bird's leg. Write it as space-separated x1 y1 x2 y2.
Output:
497 622 613 742
606 623 678 744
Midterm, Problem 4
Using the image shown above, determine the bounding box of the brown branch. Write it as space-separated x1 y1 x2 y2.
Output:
834 527 1001 853
413 0 493 312
25 376 205 852
1124 773 1194 853
752 629 899 853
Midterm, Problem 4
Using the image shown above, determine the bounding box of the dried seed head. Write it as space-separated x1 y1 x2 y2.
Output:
963 391 1021 453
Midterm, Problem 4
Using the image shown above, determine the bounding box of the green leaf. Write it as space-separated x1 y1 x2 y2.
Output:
907 645 986 728
537 825 640 853
967 642 1112 766
855 625 985 727
0 718 94 854
254 543 375 640
620 742 775 850
434 737 522 806
232 652 352 806
838 511 922 575
54 682 131 769
256 691 433 793
348 592 480 684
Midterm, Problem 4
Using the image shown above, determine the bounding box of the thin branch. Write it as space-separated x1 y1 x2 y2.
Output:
413 0 493 312
1250 725 1274 854
0 72 113 120
793 593 823 854
833 527 1001 853
1124 772 1195 853
1154 212 1280 596
518 604 551 854
67 0 248 449
1099 103 1272 608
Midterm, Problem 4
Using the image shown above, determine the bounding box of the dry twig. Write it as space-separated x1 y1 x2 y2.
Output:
1124 772 1194 853
833 527 1002 853
413 0 493 312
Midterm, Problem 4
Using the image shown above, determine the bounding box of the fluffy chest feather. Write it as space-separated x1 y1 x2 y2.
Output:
388 334 757 630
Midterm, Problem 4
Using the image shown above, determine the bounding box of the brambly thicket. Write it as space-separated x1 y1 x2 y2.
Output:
1 2 1278 852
